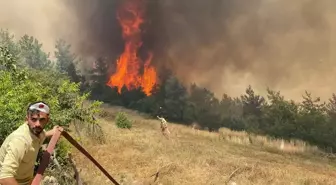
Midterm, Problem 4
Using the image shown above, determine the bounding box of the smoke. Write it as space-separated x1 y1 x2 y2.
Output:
0 0 77 55
0 0 122 74
157 0 336 101
1 0 336 101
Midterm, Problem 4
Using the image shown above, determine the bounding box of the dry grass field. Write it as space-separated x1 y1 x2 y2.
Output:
69 105 336 185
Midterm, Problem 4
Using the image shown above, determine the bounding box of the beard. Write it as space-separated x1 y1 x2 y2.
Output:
29 126 43 136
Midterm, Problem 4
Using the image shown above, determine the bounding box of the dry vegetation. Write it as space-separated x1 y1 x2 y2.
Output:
69 106 336 185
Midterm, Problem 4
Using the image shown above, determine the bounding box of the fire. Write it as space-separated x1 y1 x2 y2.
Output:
107 0 157 96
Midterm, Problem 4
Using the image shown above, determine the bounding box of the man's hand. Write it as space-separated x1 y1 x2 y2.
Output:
53 125 64 133
45 125 64 138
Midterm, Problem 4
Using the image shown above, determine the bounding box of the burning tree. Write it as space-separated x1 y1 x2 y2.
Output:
107 0 157 96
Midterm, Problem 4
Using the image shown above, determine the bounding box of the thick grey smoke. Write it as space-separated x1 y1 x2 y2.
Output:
158 0 336 101
1 0 336 101
0 0 76 54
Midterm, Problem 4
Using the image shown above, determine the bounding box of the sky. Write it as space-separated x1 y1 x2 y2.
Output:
1 0 336 101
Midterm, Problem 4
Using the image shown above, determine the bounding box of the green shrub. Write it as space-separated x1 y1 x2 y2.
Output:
115 112 132 129
0 30 104 183
0 42 102 142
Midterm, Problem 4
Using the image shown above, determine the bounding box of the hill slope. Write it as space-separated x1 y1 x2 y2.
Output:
70 106 336 185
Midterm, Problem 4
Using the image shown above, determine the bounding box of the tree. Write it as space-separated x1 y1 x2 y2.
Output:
18 34 52 69
0 45 102 143
326 94 336 121
296 91 329 146
86 56 122 104
0 29 20 60
54 39 80 82
219 94 245 131
163 76 190 122
188 84 221 130
240 85 265 133
261 88 299 138
241 85 265 117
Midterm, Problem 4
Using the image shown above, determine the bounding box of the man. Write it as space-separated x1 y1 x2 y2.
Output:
0 101 63 185
157 116 170 139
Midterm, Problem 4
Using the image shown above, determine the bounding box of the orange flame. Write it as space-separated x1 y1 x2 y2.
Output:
107 0 157 96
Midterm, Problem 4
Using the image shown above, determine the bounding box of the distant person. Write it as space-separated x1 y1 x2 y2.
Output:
0 101 63 185
157 116 170 139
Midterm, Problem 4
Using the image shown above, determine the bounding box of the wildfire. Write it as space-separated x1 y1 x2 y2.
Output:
106 0 157 96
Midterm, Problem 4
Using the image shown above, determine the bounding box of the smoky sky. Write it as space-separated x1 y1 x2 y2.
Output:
1 0 336 100
156 0 336 100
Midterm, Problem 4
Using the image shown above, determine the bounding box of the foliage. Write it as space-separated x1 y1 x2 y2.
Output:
82 56 336 152
188 83 221 130
163 76 190 122
261 89 299 137
3 25 336 159
54 39 81 83
55 138 72 164
18 34 53 70
0 29 104 183
0 47 47 142
0 64 102 143
0 29 20 60
115 112 132 129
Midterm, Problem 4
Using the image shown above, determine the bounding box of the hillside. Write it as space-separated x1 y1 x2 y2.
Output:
67 105 336 185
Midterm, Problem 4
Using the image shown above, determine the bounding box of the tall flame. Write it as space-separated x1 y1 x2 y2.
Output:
107 0 157 96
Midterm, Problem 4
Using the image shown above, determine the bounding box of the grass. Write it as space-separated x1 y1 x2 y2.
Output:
68 105 336 185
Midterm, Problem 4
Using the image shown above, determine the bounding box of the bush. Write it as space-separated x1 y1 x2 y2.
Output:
115 112 132 129
0 30 103 183
0 35 102 143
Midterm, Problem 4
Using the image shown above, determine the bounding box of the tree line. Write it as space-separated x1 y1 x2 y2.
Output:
84 43 336 153
2 28 336 154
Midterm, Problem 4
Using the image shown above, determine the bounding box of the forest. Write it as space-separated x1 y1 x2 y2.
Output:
86 40 336 153
1 28 336 156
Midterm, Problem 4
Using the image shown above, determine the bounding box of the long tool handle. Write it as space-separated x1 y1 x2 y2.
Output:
31 129 62 185
62 131 120 185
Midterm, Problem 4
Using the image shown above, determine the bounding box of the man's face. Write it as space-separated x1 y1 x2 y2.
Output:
26 111 49 136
